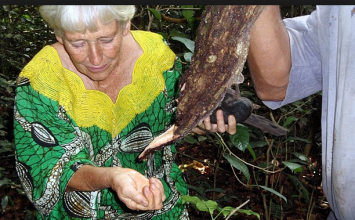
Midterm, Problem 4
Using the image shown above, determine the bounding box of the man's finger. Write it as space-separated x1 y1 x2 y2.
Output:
216 110 226 133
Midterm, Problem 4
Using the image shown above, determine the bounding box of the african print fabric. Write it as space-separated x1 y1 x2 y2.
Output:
14 30 189 220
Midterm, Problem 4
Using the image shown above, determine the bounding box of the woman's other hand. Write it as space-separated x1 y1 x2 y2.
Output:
109 168 166 211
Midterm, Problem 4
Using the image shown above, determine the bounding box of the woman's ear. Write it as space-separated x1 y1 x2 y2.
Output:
56 35 64 44
123 21 131 36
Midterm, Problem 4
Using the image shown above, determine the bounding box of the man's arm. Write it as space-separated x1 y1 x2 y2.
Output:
247 5 291 101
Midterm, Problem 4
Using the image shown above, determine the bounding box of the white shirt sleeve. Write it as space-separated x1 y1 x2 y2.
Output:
262 11 323 110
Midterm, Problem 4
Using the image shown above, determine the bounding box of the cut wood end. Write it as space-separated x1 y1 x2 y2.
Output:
137 125 180 161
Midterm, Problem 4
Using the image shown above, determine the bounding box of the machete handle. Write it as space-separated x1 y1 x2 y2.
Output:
210 96 253 124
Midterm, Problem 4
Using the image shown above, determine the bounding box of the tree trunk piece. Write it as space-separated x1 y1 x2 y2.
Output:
138 5 266 160
174 5 266 137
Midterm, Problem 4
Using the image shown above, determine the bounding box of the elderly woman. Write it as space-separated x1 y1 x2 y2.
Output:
13 5 236 219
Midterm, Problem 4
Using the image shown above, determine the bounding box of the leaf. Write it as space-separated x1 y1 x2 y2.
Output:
197 135 207 142
22 14 32 21
286 173 310 202
0 178 12 187
171 36 195 53
229 124 250 152
181 5 194 20
283 116 298 127
183 52 193 63
223 153 250 182
15 187 26 195
220 206 261 219
147 8 161 21
204 187 226 194
196 200 218 214
250 140 268 148
284 136 311 143
1 195 9 212
181 195 201 205
286 158 308 165
236 208 261 219
169 29 189 38
186 184 205 197
246 144 256 160
156 32 168 40
183 134 200 144
292 152 309 162
283 161 303 173
255 185 287 203
182 195 218 214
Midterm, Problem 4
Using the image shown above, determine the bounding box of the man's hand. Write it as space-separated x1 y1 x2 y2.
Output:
192 109 237 135
138 110 237 161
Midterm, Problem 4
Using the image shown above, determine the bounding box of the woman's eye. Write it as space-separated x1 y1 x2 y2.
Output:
101 39 113 44
72 42 85 48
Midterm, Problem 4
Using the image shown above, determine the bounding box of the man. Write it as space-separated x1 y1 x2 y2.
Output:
247 5 355 220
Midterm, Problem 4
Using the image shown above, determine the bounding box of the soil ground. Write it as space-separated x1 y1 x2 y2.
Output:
0 138 330 220
175 138 330 220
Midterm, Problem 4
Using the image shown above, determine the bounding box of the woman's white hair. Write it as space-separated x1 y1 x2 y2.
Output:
39 5 136 37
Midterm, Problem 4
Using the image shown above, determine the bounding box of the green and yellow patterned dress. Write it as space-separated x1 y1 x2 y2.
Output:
13 30 189 220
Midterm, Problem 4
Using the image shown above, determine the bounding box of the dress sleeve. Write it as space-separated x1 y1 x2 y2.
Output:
263 10 323 110
14 77 95 215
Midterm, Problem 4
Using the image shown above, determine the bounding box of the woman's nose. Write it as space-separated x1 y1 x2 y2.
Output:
88 43 103 65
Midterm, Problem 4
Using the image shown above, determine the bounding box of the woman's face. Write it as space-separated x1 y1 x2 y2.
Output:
57 20 129 81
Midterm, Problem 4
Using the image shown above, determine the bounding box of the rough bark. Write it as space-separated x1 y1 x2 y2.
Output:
174 5 266 137
138 5 268 160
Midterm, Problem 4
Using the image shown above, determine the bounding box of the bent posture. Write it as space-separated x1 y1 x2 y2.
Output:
14 5 236 219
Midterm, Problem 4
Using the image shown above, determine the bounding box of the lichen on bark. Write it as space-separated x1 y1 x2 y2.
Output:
174 5 266 138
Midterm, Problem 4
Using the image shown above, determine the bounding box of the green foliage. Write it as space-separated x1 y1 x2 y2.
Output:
255 185 287 203
182 195 261 219
1 5 56 75
223 153 250 183
286 174 311 203
229 124 250 152
170 36 195 62
0 5 321 220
